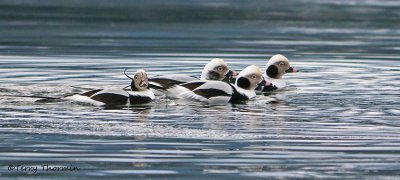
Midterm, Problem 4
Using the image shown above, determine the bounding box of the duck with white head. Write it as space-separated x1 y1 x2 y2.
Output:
66 69 154 106
149 58 237 98
175 65 263 104
200 58 238 81
257 54 298 92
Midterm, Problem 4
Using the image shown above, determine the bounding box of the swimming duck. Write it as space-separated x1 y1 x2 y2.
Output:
149 58 237 97
174 65 263 104
257 54 298 92
66 69 154 106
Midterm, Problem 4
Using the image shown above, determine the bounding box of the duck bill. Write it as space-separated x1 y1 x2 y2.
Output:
222 70 239 83
257 79 271 87
226 70 239 78
139 80 148 87
285 67 298 73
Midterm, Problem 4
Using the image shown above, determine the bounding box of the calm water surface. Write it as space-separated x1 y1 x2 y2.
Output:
1 0 400 179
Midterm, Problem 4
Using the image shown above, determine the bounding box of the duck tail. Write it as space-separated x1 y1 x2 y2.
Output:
6 95 61 99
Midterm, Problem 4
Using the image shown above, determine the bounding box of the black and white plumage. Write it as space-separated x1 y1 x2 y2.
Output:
256 54 298 92
148 58 237 97
148 74 199 92
66 69 154 106
174 65 263 104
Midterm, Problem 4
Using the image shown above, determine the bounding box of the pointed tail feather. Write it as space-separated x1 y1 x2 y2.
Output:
5 95 61 99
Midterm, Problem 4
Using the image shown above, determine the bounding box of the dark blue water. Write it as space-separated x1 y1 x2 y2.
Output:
1 0 400 179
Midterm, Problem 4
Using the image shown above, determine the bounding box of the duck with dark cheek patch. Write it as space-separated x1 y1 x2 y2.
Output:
173 65 263 104
66 69 154 106
148 58 237 98
200 58 238 82
256 54 298 92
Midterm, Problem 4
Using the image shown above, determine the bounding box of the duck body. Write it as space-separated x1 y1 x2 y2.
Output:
174 81 255 104
67 88 154 106
67 69 154 106
175 65 262 104
148 58 237 98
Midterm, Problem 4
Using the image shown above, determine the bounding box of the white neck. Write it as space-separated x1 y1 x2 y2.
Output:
234 85 256 99
263 75 286 89
200 70 209 80
127 89 155 99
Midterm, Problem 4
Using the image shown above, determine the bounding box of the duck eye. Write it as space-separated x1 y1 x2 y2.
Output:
252 75 257 79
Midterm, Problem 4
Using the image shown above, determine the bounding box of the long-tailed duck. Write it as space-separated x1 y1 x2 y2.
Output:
173 65 264 104
66 69 154 106
257 54 298 92
148 58 237 97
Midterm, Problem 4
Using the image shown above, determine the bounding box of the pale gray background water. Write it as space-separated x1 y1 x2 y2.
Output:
1 0 400 179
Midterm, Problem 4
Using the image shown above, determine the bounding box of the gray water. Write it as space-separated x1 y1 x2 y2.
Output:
1 0 400 179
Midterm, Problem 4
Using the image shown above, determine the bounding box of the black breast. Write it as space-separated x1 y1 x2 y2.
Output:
255 80 278 92
228 86 249 103
129 95 152 104
262 84 278 92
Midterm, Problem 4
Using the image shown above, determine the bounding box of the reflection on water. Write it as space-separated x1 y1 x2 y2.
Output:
1 0 400 179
